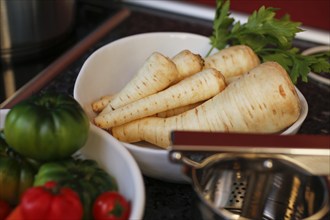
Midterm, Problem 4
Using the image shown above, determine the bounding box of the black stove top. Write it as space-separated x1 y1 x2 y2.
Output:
0 0 120 104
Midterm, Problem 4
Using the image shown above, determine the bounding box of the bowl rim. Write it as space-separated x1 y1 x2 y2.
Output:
89 124 146 219
281 88 308 134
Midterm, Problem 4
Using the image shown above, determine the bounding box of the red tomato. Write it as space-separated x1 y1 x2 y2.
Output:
93 192 131 220
4 205 23 220
0 199 11 220
20 181 83 220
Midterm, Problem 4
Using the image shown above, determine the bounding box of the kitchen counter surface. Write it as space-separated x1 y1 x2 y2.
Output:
2 2 329 220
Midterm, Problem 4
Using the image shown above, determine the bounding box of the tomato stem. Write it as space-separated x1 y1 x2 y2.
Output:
44 181 61 194
109 200 124 217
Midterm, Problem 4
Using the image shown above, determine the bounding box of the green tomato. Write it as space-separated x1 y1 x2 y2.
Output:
34 158 118 220
4 93 90 161
0 132 40 205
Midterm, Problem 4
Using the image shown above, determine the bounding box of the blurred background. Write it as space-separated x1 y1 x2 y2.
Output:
185 0 330 30
1 0 329 106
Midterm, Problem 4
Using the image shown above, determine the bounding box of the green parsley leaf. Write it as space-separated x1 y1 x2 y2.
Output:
309 53 330 73
207 0 234 56
209 0 330 83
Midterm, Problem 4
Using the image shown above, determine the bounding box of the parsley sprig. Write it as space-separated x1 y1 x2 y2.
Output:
208 0 330 84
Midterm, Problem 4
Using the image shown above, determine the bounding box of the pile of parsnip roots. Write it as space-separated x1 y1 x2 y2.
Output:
92 45 301 149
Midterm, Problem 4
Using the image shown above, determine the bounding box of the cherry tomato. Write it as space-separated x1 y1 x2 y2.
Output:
93 192 130 220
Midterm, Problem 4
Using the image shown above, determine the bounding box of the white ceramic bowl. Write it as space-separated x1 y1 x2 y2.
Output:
73 32 308 183
0 109 145 219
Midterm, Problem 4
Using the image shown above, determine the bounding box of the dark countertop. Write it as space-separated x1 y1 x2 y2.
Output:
3 3 330 220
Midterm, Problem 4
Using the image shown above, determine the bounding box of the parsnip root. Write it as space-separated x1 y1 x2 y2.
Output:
94 68 226 129
204 45 260 83
156 101 204 118
172 50 204 83
112 62 301 148
109 52 179 109
91 95 114 113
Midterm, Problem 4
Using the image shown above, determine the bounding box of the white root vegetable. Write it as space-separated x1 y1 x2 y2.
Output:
106 50 205 111
171 50 204 83
204 45 260 83
112 62 301 148
94 68 226 129
92 95 202 119
92 94 203 117
91 95 114 113
108 52 179 109
156 101 204 118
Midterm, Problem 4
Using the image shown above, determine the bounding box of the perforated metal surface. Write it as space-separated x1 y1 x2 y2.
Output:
196 156 329 220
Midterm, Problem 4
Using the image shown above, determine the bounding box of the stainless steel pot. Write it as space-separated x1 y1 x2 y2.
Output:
0 0 76 60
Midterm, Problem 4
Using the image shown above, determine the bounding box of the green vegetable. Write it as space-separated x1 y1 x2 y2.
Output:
0 131 41 205
33 158 118 220
4 93 90 161
208 0 330 83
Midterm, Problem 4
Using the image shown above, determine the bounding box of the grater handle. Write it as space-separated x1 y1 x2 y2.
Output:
169 131 330 175
170 131 330 155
